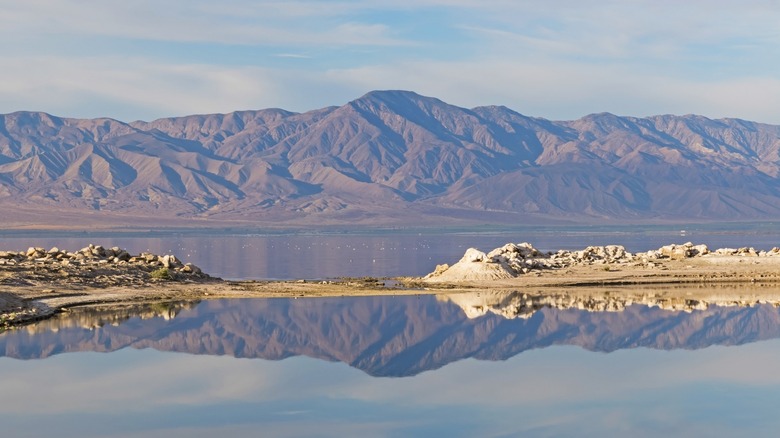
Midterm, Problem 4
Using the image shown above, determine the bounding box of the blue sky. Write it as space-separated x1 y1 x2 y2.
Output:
1 0 779 123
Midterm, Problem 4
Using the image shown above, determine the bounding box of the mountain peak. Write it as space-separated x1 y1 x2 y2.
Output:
357 89 427 101
351 90 450 112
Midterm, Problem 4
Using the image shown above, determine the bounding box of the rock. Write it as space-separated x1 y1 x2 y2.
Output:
142 253 157 263
181 263 202 275
604 245 629 261
161 254 183 268
91 245 106 257
26 247 45 258
424 241 741 283
429 264 449 276
691 244 709 256
487 242 540 259
461 248 487 263
659 243 696 259
2 244 209 289
168 255 182 268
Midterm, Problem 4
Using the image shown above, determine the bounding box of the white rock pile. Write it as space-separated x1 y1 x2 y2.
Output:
424 241 780 282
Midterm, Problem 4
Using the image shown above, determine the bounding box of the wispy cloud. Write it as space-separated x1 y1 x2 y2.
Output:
0 0 412 46
274 53 313 59
322 57 780 122
0 0 778 122
2 51 779 124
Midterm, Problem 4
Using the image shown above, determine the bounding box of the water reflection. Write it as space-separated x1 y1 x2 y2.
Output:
4 293 780 377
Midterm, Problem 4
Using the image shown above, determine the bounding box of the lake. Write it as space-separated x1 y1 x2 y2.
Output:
1 223 779 279
2 226 780 437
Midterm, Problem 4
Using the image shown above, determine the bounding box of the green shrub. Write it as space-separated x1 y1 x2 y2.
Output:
150 267 173 280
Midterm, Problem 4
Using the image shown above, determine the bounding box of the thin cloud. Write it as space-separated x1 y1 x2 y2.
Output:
323 58 780 123
0 0 778 122
2 53 780 124
0 0 414 47
274 53 313 59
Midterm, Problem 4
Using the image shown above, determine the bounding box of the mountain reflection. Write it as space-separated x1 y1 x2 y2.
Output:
3 292 780 377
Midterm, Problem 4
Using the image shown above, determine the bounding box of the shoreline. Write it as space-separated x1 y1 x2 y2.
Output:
4 255 780 329
3 242 780 329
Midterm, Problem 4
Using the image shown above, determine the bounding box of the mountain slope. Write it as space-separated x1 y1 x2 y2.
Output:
1 90 779 227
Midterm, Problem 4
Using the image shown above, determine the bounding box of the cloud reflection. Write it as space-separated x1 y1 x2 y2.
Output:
3 340 780 437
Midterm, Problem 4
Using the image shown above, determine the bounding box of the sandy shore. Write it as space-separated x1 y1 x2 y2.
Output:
3 253 780 329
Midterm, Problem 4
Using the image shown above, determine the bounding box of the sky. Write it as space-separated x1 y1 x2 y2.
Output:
1 0 779 123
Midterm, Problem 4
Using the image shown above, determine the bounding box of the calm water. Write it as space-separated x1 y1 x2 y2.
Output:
3 226 780 436
3 296 780 437
1 224 779 279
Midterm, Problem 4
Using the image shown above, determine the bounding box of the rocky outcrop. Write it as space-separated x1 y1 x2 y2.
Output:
0 244 209 288
424 241 780 282
0 244 211 328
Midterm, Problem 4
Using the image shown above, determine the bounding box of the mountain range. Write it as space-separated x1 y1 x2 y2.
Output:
2 90 779 228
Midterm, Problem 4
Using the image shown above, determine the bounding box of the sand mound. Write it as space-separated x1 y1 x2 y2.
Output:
423 248 515 283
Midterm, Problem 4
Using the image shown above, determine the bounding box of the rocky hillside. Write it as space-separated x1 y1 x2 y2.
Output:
2 90 779 227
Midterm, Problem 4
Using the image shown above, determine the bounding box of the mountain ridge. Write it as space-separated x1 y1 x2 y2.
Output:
1 90 779 228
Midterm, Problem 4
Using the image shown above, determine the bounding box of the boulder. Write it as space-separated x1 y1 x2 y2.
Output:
142 253 158 263
161 254 183 268
461 248 487 263
181 263 202 275
91 245 106 257
659 243 696 259
26 247 45 258
429 264 450 276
